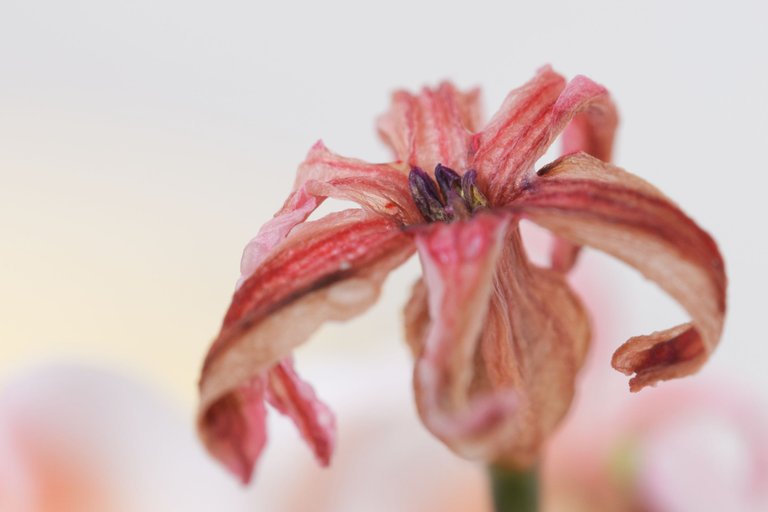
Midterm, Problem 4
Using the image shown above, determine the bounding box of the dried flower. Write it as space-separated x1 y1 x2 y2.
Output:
197 66 726 482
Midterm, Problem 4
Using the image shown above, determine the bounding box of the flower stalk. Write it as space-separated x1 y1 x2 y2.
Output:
489 464 539 512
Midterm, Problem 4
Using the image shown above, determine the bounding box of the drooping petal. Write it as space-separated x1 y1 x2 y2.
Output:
198 377 267 484
239 187 321 282
550 236 582 273
514 153 726 391
410 213 517 457
199 209 414 480
266 359 335 466
548 75 620 272
239 143 415 282
408 213 590 466
377 82 481 171
475 227 591 467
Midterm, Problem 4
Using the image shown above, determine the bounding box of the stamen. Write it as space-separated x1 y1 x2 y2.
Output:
408 165 490 223
434 164 463 201
409 167 449 222
461 170 489 211
445 189 471 219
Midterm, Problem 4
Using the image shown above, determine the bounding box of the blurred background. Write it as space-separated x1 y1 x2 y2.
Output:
1 0 766 510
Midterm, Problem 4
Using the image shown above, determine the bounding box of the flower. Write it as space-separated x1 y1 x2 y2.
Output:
196 66 726 483
0 364 251 512
544 376 768 512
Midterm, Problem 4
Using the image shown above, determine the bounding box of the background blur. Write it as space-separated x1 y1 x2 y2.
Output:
1 1 767 511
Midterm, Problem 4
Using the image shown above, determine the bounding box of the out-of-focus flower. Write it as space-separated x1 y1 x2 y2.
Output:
544 375 768 512
0 365 249 512
197 66 726 482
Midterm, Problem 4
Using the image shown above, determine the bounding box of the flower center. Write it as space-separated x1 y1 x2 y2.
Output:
408 164 489 223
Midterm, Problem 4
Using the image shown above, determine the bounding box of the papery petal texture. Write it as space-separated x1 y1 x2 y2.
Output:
473 69 617 205
200 378 267 484
240 142 416 281
297 142 419 224
407 213 590 466
199 209 414 480
472 66 566 198
266 359 336 466
377 82 482 171
474 226 590 467
514 153 726 391
410 213 517 454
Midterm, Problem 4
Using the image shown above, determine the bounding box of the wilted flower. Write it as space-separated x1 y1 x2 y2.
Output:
197 66 726 482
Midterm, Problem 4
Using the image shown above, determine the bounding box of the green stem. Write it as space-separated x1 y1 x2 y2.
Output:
489 464 539 512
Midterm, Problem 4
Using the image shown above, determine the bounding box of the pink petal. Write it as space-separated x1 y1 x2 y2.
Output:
239 187 321 282
559 76 619 163
197 377 267 484
240 141 413 283
266 359 335 466
377 82 481 171
411 213 517 454
549 236 582 273
409 213 591 467
548 76 619 272
473 70 617 206
299 141 419 224
199 209 414 480
471 66 566 200
514 153 726 391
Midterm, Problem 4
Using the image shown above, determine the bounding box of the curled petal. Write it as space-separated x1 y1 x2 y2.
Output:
240 142 415 282
412 213 516 455
410 214 590 467
199 209 414 480
239 187 321 282
560 76 619 162
548 75 619 272
266 359 335 466
515 153 726 391
198 377 267 484
377 82 481 171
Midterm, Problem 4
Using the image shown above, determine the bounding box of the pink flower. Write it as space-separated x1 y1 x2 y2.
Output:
543 378 768 512
196 66 727 482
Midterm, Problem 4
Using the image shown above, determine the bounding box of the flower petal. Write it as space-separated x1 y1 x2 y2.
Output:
471 66 566 199
411 213 516 453
198 377 267 484
266 359 335 466
299 142 419 224
409 214 590 466
377 82 481 171
559 76 618 163
199 209 414 480
549 76 619 272
240 141 414 282
239 187 320 282
514 153 727 391
473 70 618 206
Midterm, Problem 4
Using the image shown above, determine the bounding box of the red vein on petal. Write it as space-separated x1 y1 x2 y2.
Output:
266 359 335 466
